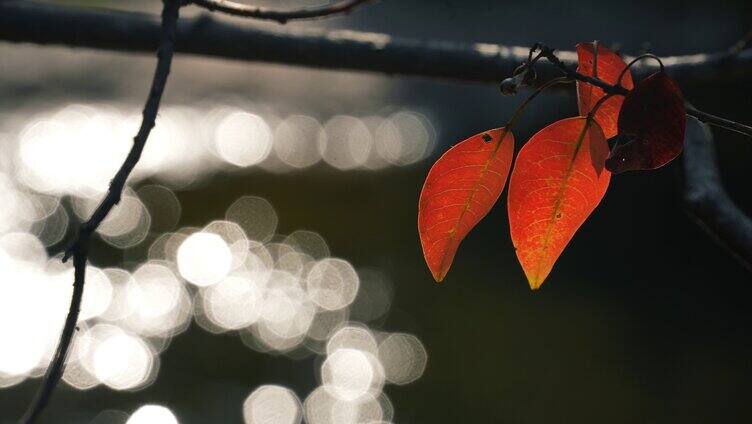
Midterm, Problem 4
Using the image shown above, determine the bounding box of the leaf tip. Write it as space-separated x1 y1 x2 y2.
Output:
424 260 449 282
527 276 544 291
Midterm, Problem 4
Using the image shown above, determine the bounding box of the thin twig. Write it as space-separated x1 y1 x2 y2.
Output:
189 0 376 23
20 249 88 424
530 44 752 138
536 45 631 95
20 1 181 422
617 53 664 85
684 106 752 138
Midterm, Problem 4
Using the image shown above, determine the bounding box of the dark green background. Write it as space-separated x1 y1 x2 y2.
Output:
2 0 752 422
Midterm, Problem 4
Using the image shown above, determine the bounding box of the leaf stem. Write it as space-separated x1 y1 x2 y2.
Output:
501 76 571 140
616 53 664 86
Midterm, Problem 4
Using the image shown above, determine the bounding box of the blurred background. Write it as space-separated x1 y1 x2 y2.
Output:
1 0 751 423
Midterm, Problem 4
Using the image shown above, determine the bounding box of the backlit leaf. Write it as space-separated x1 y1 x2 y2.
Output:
605 71 686 173
508 117 610 289
418 128 514 282
576 42 633 138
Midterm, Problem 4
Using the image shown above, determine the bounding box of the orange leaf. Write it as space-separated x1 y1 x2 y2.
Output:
508 117 610 289
576 42 633 138
418 128 514 282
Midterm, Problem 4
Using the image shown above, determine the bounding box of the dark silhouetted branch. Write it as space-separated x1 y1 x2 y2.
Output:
1 0 752 86
20 248 88 424
20 1 181 422
682 117 752 270
683 107 752 138
189 0 376 23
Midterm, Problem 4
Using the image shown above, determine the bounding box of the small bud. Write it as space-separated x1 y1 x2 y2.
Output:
500 72 526 96
499 77 519 95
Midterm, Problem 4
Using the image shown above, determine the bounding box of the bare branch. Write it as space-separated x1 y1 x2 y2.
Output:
684 106 752 138
20 248 88 424
19 1 182 422
682 117 752 270
189 0 376 23
1 1 752 86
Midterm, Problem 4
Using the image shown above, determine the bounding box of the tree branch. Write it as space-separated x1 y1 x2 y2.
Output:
682 116 752 270
20 248 88 424
683 107 752 138
1 0 752 86
2 1 749 419
189 0 376 23
19 1 181 422
524 45 752 138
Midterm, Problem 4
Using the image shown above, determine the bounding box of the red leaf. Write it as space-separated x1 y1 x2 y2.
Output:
418 128 514 282
508 117 610 289
576 42 633 139
605 71 686 173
